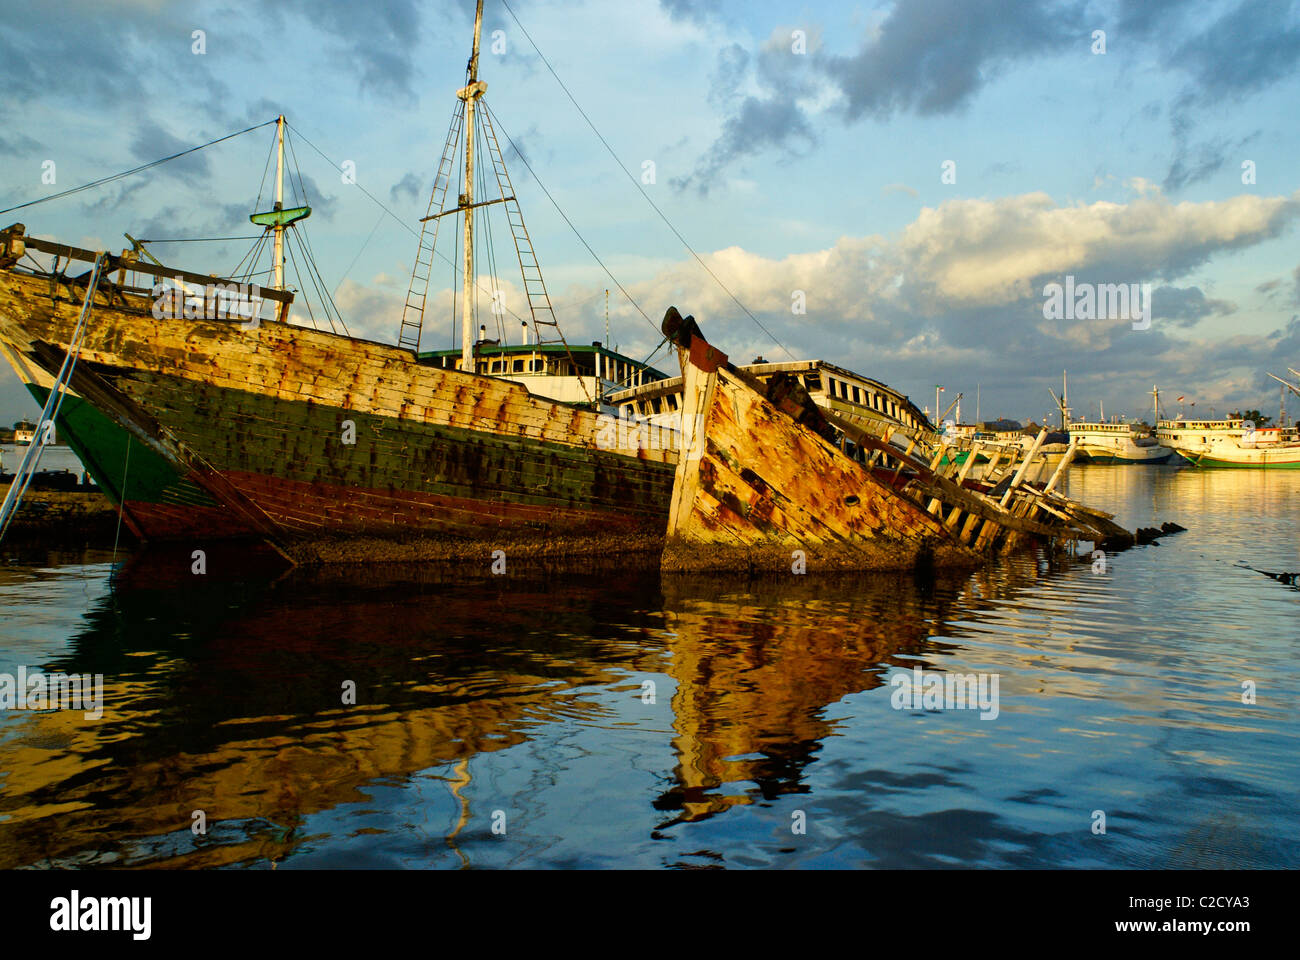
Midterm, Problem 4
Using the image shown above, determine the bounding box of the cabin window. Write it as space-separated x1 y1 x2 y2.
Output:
851 386 861 404
513 359 525 373
803 375 822 392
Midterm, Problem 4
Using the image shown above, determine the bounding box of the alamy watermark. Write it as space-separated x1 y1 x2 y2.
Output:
152 276 263 323
0 666 104 719
889 666 1000 720
596 411 703 459
1043 275 1151 330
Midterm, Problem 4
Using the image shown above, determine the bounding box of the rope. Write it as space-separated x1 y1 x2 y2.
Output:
110 433 131 575
0 253 107 540
287 121 538 330
0 121 277 216
482 102 656 334
138 236 262 244
499 0 793 359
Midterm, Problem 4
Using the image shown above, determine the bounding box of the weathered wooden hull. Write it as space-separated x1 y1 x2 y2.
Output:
1 352 243 541
658 308 1144 572
663 334 980 573
0 262 676 553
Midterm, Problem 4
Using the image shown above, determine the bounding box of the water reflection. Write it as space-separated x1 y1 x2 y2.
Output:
0 467 1296 869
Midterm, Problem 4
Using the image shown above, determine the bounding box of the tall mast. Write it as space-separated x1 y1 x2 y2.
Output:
460 0 486 373
274 115 285 293
1152 386 1159 426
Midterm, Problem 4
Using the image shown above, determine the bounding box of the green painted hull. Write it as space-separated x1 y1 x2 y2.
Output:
1188 455 1300 469
24 385 237 540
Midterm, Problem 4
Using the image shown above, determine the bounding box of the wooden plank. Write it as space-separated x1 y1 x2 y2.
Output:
22 236 294 305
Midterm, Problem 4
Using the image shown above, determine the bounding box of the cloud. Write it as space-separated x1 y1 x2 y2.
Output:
673 30 822 194
273 0 425 101
389 172 423 206
1151 285 1237 326
659 0 723 25
573 186 1300 415
1168 0 1300 106
676 0 1300 190
129 121 212 185
820 0 1085 122
883 183 919 197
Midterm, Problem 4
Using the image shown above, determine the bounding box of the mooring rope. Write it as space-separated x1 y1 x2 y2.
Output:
0 252 107 542
109 432 132 580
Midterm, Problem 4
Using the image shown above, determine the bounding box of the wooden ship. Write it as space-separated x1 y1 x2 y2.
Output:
658 307 1137 573
0 1 677 557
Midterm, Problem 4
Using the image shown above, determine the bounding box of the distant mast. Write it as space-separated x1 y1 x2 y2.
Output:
460 0 486 373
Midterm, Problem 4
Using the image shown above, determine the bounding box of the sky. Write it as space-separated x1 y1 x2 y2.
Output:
1 0 1298 427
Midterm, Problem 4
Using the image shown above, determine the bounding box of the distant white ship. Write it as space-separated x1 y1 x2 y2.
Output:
1068 419 1176 464
12 419 37 445
1158 417 1300 469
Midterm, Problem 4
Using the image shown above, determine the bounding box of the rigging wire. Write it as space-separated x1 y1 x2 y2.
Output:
0 119 277 216
286 120 533 329
498 0 793 359
282 231 319 330
482 102 655 335
138 236 262 243
333 210 387 296
253 131 277 212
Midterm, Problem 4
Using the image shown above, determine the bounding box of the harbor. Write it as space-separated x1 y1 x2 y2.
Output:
0 0 1296 924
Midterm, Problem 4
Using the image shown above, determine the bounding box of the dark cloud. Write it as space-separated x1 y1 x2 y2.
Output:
1163 137 1231 191
389 172 424 206
673 34 819 194
1116 0 1193 33
820 0 1085 122
129 122 212 186
284 171 336 219
274 0 424 101
681 0 1299 190
1169 0 1300 105
659 0 723 25
0 131 42 158
1151 285 1237 326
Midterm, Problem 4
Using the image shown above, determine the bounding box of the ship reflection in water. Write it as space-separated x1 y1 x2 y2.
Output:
0 468 1297 869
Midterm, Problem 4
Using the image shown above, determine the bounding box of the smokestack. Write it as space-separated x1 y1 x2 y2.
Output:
521 321 529 345
479 324 486 343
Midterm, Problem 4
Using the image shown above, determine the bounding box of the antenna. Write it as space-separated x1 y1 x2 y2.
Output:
605 288 609 348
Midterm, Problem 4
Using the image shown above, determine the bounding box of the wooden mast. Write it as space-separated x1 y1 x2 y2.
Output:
274 115 285 294
459 0 486 373
249 115 308 325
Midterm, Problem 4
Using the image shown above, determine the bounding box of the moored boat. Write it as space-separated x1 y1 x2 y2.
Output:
1067 419 1176 464
0 2 678 558
1159 417 1300 468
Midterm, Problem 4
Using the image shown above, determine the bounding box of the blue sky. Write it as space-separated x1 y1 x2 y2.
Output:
2 0 1298 426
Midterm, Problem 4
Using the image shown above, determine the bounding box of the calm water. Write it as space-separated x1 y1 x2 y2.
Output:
0 442 87 476
0 466 1296 869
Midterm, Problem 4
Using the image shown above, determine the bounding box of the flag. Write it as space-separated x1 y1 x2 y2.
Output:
1176 395 1185 402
